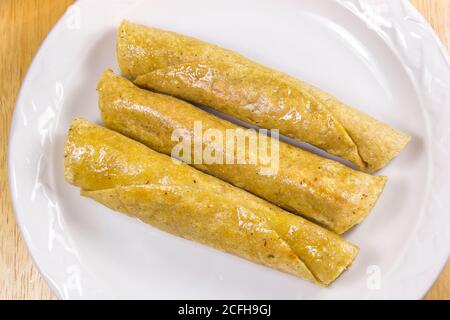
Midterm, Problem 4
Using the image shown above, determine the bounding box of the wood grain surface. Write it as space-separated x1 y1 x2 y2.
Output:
0 0 448 300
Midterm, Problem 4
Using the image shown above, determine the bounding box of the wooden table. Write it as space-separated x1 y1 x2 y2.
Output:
0 0 448 300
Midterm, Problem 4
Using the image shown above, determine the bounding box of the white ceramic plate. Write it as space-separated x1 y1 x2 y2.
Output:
9 0 450 299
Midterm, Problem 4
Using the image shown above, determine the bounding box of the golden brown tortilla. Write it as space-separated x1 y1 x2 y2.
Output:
97 70 386 234
117 20 410 172
64 118 358 285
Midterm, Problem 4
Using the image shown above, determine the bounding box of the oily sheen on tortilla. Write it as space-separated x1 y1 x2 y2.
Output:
97 70 386 234
117 21 410 173
64 118 358 285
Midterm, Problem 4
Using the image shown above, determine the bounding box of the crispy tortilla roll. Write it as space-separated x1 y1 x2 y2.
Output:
117 21 410 173
97 70 386 234
64 118 358 285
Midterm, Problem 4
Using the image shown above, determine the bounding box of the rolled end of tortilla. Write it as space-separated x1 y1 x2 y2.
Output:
116 21 410 172
298 81 411 173
64 118 358 286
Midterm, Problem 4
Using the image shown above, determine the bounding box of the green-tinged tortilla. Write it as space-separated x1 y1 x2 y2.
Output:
97 70 386 234
64 118 358 286
117 20 410 172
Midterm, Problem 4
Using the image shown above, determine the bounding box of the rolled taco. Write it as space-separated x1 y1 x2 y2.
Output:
97 70 386 234
117 20 410 173
64 118 358 286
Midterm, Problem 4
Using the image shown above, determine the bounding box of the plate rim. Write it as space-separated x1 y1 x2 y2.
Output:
8 0 450 299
